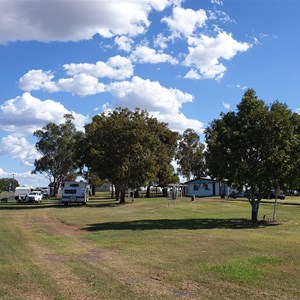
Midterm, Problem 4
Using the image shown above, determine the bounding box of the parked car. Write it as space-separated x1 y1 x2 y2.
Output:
228 191 246 198
268 191 285 200
26 191 43 203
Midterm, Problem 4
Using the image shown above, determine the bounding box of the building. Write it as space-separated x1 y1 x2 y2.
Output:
184 178 228 197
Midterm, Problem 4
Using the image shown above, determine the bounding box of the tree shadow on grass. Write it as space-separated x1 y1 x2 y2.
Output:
0 199 120 210
82 218 279 232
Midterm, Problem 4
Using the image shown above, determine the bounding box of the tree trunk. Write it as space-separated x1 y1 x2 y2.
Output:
53 181 60 197
115 187 120 202
119 189 126 204
251 200 260 223
111 184 115 199
146 184 151 198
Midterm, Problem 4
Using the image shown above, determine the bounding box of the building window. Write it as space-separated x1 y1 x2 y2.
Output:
193 184 199 191
204 184 210 190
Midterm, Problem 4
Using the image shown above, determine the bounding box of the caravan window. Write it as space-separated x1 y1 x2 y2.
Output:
70 184 79 187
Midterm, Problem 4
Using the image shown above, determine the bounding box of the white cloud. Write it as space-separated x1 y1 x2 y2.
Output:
211 0 223 6
162 6 208 38
0 92 87 136
19 70 105 96
184 31 251 80
105 76 203 132
184 69 202 80
154 33 170 49
56 74 105 96
131 45 178 64
19 70 56 92
0 168 50 188
227 84 248 91
0 135 40 166
19 56 134 96
222 101 230 110
0 0 178 44
115 36 134 52
63 55 134 80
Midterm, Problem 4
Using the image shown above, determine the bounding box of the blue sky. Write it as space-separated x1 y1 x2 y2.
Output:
0 0 299 187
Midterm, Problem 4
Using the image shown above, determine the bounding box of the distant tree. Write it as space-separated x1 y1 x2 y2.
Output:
32 114 82 196
145 125 179 198
0 178 19 192
205 89 299 222
176 128 205 181
83 108 178 203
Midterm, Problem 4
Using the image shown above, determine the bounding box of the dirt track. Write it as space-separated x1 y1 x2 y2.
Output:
13 211 189 300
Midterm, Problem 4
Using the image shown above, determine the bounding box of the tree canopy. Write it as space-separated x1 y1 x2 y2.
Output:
32 114 82 196
205 89 300 222
82 108 178 203
176 128 205 181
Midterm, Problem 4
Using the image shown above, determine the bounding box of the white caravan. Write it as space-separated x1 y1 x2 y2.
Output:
61 181 90 205
14 186 32 202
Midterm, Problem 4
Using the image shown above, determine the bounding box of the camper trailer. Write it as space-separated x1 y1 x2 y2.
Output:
14 186 32 202
61 181 90 205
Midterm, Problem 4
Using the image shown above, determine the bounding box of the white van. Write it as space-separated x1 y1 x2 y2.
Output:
61 181 90 205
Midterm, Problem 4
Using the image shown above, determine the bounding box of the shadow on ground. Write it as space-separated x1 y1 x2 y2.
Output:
82 218 279 231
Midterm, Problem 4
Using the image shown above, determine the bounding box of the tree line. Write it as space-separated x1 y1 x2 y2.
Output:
32 89 300 222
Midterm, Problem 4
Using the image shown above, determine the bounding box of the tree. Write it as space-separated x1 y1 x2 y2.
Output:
82 108 178 203
145 124 179 197
205 89 298 222
176 128 205 181
0 178 19 192
32 114 81 196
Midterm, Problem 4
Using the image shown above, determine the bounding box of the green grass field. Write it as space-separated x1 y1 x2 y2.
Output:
0 194 299 299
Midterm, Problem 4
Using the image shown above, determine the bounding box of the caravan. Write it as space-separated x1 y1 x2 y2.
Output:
61 181 90 205
14 186 32 202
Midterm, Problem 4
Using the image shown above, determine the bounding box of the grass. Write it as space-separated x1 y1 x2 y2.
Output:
0 194 299 299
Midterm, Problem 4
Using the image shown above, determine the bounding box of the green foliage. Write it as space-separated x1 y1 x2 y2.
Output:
0 178 19 192
176 128 205 181
82 108 178 203
205 89 300 221
32 114 82 195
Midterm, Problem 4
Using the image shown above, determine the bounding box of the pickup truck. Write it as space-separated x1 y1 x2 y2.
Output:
26 191 43 203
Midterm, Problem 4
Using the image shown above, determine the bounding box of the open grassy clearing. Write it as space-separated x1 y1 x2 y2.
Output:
0 195 299 299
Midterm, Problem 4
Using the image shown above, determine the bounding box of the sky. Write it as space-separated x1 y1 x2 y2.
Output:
0 0 300 187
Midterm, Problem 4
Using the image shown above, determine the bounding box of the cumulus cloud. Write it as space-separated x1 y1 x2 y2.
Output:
0 92 87 135
0 0 179 43
115 36 134 52
19 56 134 95
162 6 208 38
19 71 105 96
184 32 251 80
130 45 178 64
63 55 134 80
18 70 56 92
105 76 203 132
0 135 40 166
56 74 105 96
